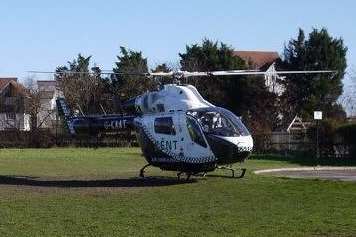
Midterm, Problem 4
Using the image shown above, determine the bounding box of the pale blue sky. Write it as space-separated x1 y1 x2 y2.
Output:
0 0 355 81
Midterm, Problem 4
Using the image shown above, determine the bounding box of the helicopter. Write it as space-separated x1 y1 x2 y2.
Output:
33 69 335 180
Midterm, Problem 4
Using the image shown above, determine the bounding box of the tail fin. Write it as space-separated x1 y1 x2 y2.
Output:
56 97 72 119
56 98 75 134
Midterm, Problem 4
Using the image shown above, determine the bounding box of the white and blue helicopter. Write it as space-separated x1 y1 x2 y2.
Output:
34 69 333 180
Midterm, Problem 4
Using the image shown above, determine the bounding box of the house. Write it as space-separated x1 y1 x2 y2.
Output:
234 51 279 70
234 51 285 95
270 115 312 152
0 78 30 131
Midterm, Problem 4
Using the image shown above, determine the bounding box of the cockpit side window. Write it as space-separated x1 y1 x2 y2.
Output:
154 117 176 135
186 116 207 148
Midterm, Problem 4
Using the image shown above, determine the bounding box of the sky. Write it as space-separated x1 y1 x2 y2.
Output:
0 0 355 83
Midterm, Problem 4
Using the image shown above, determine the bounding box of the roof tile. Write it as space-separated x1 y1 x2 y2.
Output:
234 51 279 69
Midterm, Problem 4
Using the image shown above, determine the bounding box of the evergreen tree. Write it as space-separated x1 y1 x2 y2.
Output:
152 63 173 85
153 63 171 72
179 39 246 109
179 39 279 133
112 47 154 101
280 28 347 122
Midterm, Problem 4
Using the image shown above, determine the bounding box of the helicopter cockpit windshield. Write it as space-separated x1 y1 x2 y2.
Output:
187 107 250 137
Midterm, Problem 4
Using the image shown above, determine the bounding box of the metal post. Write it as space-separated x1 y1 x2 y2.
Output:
313 111 322 165
316 120 319 161
55 112 58 146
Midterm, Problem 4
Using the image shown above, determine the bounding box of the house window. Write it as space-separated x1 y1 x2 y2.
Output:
154 117 176 135
6 113 16 120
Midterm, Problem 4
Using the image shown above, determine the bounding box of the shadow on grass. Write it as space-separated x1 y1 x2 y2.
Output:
251 153 356 167
205 174 244 179
0 175 196 188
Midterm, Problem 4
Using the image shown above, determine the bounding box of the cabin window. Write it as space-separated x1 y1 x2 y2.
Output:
156 104 165 112
186 116 207 148
154 117 176 135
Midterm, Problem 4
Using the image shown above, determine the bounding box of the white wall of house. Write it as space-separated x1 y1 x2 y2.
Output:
0 113 28 131
24 114 30 131
264 63 285 96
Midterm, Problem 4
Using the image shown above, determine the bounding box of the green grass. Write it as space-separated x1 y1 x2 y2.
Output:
0 148 356 237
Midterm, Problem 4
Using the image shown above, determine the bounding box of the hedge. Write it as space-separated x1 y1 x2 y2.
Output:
336 123 356 157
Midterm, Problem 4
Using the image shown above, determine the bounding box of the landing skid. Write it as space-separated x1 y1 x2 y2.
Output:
216 166 247 178
139 164 195 181
177 172 192 181
139 164 246 179
139 164 152 178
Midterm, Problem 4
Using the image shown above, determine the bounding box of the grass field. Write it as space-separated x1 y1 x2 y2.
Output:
0 148 355 237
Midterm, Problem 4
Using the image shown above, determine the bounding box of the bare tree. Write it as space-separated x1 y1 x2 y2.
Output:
340 68 356 117
23 77 57 130
56 55 108 115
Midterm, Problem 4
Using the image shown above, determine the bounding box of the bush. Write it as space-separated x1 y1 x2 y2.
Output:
307 120 339 158
336 123 356 157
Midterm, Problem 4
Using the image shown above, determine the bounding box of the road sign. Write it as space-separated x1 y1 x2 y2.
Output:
314 111 323 120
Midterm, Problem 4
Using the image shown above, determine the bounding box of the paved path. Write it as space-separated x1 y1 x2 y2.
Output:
254 167 356 182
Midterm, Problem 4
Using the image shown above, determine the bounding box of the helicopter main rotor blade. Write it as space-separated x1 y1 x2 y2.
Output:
28 71 150 76
147 70 260 78
182 70 336 77
28 69 336 78
149 70 336 77
148 71 174 77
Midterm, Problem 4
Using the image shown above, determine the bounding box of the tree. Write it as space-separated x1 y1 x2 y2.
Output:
19 77 58 147
180 39 245 108
152 63 174 85
280 28 348 123
153 63 171 73
112 47 154 101
340 69 356 117
24 77 59 131
179 39 279 133
24 77 41 131
56 54 108 114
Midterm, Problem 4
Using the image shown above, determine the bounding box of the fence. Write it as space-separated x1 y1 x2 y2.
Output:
253 132 350 159
0 130 352 159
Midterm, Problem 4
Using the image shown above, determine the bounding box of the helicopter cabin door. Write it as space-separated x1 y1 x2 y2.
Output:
153 114 181 158
178 112 215 163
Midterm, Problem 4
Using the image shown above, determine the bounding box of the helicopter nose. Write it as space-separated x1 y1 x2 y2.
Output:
205 135 253 165
222 136 253 153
